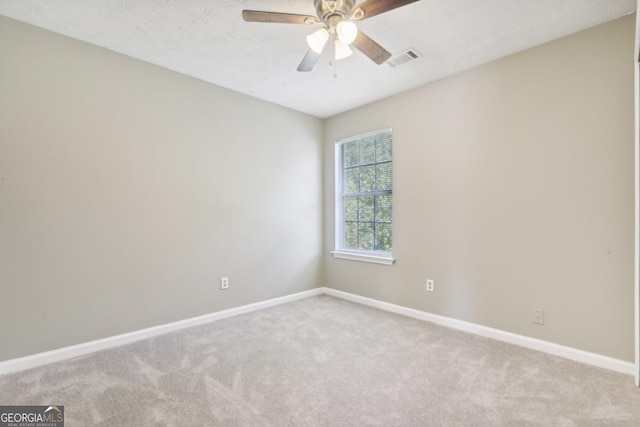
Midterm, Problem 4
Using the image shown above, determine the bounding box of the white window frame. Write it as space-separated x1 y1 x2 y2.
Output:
332 128 395 265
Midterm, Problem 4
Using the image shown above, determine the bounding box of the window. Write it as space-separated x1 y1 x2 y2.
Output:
333 129 394 265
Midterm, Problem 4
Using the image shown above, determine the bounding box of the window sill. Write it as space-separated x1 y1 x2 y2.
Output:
331 250 396 265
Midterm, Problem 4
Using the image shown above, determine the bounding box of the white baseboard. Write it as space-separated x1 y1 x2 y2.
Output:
1 286 634 378
322 287 636 376
0 288 324 376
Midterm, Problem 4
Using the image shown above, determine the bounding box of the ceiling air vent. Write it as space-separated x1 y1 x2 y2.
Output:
387 49 421 68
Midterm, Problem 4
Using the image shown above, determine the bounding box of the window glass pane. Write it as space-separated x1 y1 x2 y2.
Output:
344 222 358 248
376 162 392 191
376 133 392 162
344 197 358 221
358 223 374 250
359 165 376 192
344 168 359 194
358 195 374 222
375 224 392 251
344 142 359 168
360 137 376 164
375 195 392 223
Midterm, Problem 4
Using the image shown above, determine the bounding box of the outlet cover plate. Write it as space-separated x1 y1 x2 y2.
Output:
426 279 434 292
534 309 544 325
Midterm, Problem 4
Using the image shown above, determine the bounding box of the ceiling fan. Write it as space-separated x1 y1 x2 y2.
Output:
242 0 420 72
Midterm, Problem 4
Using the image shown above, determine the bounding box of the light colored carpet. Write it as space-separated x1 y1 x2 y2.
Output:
1 295 639 426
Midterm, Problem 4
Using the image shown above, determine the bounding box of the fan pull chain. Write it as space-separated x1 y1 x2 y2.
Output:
330 32 338 78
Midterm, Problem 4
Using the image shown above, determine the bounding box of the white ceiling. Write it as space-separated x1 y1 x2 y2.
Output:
0 0 635 118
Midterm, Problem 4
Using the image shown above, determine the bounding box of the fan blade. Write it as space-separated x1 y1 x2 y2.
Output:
242 10 318 24
352 31 391 65
297 50 321 72
352 0 420 20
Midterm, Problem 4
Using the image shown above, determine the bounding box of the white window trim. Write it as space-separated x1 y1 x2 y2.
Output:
333 128 395 265
331 249 395 265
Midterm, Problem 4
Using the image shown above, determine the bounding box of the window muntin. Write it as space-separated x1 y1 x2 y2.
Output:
336 129 392 257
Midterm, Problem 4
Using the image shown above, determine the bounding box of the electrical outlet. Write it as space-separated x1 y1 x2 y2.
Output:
533 309 544 325
426 279 434 292
220 277 229 290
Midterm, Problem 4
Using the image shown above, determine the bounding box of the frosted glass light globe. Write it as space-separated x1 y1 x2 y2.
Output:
307 27 329 53
337 21 358 45
335 41 353 60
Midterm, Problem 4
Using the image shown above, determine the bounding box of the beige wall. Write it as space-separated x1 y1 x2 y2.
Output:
0 17 324 362
0 14 635 364
324 16 635 361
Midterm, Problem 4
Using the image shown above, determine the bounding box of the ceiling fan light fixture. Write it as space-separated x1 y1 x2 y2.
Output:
324 0 338 13
335 41 353 60
349 7 365 20
336 20 358 45
242 0 422 73
307 27 329 53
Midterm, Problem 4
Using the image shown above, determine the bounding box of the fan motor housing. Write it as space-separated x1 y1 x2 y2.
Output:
314 0 356 22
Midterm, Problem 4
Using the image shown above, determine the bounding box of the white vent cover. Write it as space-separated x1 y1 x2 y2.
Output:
387 49 421 68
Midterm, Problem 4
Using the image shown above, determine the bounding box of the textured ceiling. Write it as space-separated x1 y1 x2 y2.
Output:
0 0 635 118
